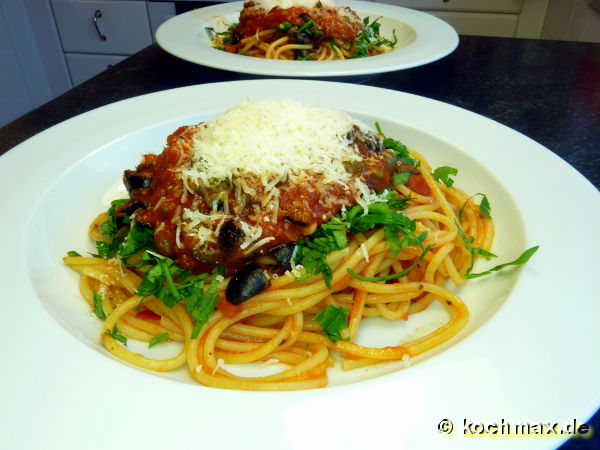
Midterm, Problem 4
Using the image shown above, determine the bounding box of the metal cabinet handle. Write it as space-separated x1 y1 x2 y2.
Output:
93 9 107 41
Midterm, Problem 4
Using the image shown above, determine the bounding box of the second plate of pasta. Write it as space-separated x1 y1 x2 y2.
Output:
155 0 459 77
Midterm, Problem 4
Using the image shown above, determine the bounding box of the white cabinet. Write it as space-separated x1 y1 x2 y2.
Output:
65 53 127 86
0 4 34 127
0 0 70 127
50 0 175 86
52 0 153 54
375 0 549 38
543 0 600 42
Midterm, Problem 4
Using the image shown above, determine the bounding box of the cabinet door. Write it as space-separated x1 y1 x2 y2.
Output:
431 11 518 37
147 1 175 38
65 53 126 86
51 0 152 55
0 4 34 127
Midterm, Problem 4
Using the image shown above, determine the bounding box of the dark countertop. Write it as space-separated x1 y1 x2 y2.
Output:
1 35 599 447
2 36 599 191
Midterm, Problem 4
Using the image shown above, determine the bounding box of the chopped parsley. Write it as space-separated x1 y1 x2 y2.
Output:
350 17 397 58
433 166 458 188
454 219 539 279
466 245 540 279
458 193 492 221
393 171 412 186
105 325 127 346
314 305 350 342
278 21 292 31
205 24 238 47
292 125 427 286
136 252 227 338
119 223 155 260
92 291 106 320
84 201 226 339
294 218 349 289
294 191 426 287
93 200 155 262
375 122 419 166
148 332 169 348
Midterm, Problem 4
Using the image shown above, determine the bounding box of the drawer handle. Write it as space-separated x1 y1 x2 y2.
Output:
93 9 107 41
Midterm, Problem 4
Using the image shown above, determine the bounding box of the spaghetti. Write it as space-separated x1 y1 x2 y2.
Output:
208 0 397 60
64 99 536 391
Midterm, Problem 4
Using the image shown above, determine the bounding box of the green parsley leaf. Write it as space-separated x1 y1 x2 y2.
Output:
66 250 82 257
479 195 492 219
374 122 418 166
348 203 426 256
105 325 127 346
158 257 183 303
148 332 169 348
454 219 497 275
293 214 351 288
94 240 121 259
295 51 317 61
136 258 169 297
100 199 128 236
135 253 225 338
433 166 458 188
278 21 292 31
385 190 412 210
466 246 539 279
92 291 106 320
297 18 317 34
454 219 538 278
393 171 411 186
458 193 492 221
314 305 350 342
187 266 225 339
349 17 397 58
294 190 421 286
119 224 154 260
93 199 138 259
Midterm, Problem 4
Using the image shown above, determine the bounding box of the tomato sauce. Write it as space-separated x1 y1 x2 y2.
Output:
124 123 408 273
235 4 363 42
407 173 432 197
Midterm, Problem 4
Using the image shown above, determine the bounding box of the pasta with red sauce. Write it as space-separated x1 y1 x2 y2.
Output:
64 99 537 390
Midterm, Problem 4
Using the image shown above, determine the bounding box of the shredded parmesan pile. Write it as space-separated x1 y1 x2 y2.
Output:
182 99 369 192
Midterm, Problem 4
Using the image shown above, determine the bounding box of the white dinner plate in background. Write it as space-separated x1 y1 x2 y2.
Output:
156 1 458 77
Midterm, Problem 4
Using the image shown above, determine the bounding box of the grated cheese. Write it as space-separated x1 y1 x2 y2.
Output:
182 99 368 193
236 220 261 250
359 243 369 263
182 209 228 243
243 236 276 255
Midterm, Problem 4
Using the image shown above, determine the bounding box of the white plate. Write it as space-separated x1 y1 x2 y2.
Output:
1 80 598 450
155 1 458 77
